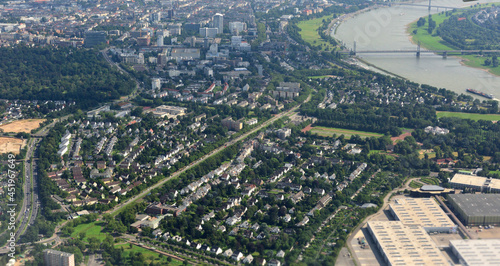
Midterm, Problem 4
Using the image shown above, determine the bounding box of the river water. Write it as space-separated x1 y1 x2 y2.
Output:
333 0 500 99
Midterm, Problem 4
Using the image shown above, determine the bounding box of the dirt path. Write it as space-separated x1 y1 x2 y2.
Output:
301 124 313 133
391 130 412 144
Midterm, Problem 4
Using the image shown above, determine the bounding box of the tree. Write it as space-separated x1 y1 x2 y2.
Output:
87 236 101 253
417 17 426 27
492 56 499 67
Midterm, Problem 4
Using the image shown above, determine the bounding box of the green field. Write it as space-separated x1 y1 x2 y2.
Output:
297 15 335 51
408 12 452 51
437 111 500 121
115 243 182 265
408 4 500 76
309 126 383 138
460 55 500 76
71 221 107 242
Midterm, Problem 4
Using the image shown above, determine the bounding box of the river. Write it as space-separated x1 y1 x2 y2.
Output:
333 0 500 99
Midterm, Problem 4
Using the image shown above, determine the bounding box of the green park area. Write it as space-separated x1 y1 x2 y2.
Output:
409 180 424 189
309 126 383 138
437 111 500 121
420 177 440 185
114 243 183 265
408 4 500 76
297 15 335 51
70 221 107 242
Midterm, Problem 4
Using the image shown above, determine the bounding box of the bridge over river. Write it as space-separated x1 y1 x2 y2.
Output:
341 42 500 58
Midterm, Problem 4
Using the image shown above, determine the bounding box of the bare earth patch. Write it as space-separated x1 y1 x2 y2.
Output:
0 119 46 133
0 137 26 154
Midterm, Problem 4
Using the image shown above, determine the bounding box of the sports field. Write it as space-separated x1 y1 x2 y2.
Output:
308 126 383 138
437 111 500 121
0 119 45 133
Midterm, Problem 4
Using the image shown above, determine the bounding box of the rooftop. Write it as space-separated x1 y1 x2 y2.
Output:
389 198 455 229
420 185 445 191
367 221 448 266
450 174 500 190
447 194 500 217
450 239 500 266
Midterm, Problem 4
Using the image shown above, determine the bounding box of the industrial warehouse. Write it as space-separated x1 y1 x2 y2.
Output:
449 174 500 193
389 197 457 233
367 221 449 266
447 194 500 226
450 239 500 266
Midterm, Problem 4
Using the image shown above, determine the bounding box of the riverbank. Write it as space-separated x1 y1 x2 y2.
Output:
407 4 500 77
356 58 406 79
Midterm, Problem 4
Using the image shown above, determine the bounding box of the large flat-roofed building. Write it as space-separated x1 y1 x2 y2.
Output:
170 48 200 60
449 174 500 193
84 31 107 47
389 197 456 233
367 221 449 266
447 194 500 226
450 239 500 266
150 105 187 118
222 117 243 131
43 249 75 266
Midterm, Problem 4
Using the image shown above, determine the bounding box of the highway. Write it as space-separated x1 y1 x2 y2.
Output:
0 138 40 253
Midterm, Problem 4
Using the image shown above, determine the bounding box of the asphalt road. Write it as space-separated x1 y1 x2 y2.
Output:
0 138 40 253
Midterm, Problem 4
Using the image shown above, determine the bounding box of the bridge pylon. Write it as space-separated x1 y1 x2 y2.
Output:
416 42 421 57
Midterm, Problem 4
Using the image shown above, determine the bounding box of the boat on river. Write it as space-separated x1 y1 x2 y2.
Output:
466 88 494 99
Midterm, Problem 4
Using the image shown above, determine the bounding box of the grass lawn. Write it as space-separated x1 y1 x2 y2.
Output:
115 243 183 265
418 150 436 159
437 111 500 121
297 15 335 51
409 15 453 51
309 126 383 139
408 4 500 76
71 221 107 242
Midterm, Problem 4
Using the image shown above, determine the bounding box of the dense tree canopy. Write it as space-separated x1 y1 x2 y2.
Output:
0 46 135 109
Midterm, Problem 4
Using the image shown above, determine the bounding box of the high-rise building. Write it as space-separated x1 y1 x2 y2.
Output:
43 249 75 266
199 27 218 38
231 36 242 49
156 31 164 46
256 64 263 76
84 31 107 47
213 13 224 35
152 78 161 90
151 12 161 23
229 22 246 35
